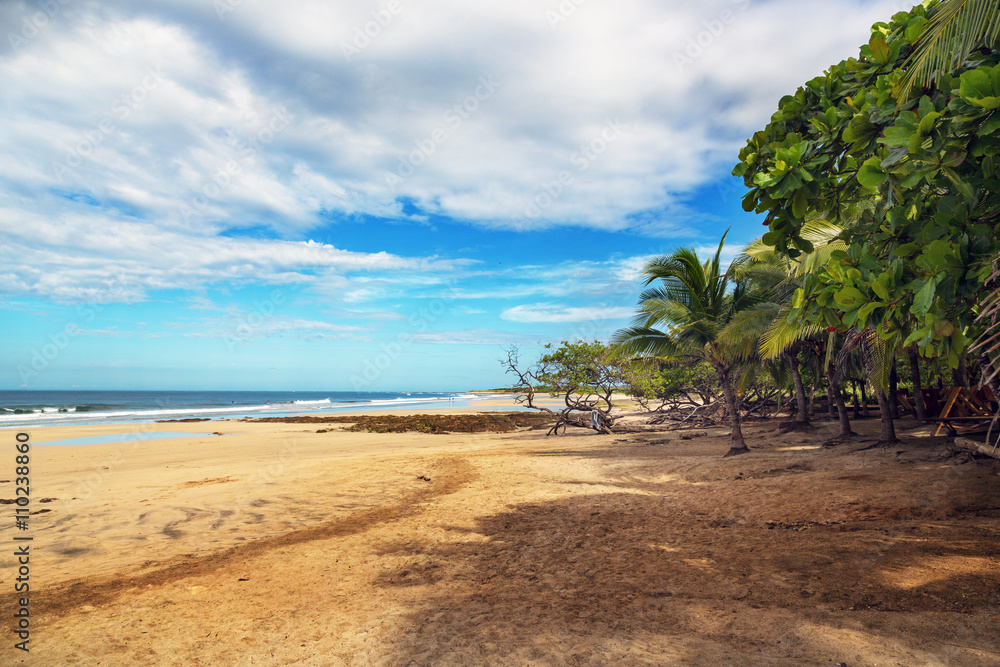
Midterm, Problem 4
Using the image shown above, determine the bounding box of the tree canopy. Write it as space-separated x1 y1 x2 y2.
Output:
733 0 1000 369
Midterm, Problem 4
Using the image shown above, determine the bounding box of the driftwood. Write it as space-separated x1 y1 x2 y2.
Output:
501 347 618 435
954 436 1000 460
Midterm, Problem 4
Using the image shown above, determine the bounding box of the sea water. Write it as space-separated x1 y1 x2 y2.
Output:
0 390 486 429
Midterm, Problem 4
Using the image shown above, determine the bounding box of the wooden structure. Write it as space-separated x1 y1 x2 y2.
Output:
927 386 998 436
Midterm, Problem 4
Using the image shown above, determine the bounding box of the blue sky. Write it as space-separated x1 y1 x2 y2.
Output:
1 0 906 391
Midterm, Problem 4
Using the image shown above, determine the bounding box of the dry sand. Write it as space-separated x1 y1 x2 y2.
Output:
2 400 999 665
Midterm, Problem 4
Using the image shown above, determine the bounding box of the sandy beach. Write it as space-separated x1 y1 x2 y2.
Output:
2 399 1000 665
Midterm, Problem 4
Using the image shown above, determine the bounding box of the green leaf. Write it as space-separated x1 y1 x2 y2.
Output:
871 277 890 301
911 279 936 318
942 167 975 198
881 126 912 147
982 112 1000 137
833 286 865 310
856 302 880 328
869 36 890 64
857 157 887 187
904 17 927 43
951 328 966 353
917 110 941 135
918 240 952 270
903 328 929 347
825 106 838 128
960 67 1000 109
843 113 877 144
795 237 814 254
791 189 808 218
932 319 955 337
960 68 992 99
918 95 935 118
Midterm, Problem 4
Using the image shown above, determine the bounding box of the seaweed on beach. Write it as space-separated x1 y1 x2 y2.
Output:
240 412 553 434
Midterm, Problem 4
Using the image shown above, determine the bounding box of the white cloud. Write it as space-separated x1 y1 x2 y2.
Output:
0 0 903 239
0 206 469 303
693 243 746 271
177 315 368 341
0 0 903 310
408 329 537 346
501 304 636 323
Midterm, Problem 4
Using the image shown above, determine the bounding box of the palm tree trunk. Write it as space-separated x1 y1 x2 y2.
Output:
829 362 855 440
874 388 898 444
953 353 969 387
889 360 899 419
851 379 861 418
860 382 870 417
907 347 927 422
787 350 809 423
977 354 1000 399
718 365 748 457
887 359 899 419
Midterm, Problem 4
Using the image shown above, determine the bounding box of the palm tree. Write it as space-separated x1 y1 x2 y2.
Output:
895 0 1000 102
612 232 766 457
973 259 1000 394
738 220 859 441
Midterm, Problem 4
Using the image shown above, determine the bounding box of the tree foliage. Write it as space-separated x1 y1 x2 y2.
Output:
502 341 626 434
622 358 718 410
613 233 771 455
733 0 1000 369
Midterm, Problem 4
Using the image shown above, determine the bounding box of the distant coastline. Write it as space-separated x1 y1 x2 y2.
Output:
0 390 486 430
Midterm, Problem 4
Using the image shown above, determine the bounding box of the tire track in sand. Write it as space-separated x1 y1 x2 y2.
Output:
18 457 475 618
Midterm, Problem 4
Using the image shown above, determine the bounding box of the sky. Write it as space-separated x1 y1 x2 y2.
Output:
0 0 909 391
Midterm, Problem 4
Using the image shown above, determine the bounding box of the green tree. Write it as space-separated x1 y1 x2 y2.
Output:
896 0 1000 101
733 1 1000 374
622 358 719 413
739 220 859 440
502 341 626 434
612 233 766 457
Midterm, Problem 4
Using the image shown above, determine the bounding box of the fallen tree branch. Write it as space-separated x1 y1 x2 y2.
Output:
954 436 1000 460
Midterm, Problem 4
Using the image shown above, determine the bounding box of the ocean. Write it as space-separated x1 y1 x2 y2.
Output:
0 390 489 430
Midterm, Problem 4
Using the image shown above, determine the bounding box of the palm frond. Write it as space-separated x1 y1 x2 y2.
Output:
759 305 823 359
718 303 781 363
972 256 1000 386
610 326 682 360
839 328 898 392
895 0 1000 102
